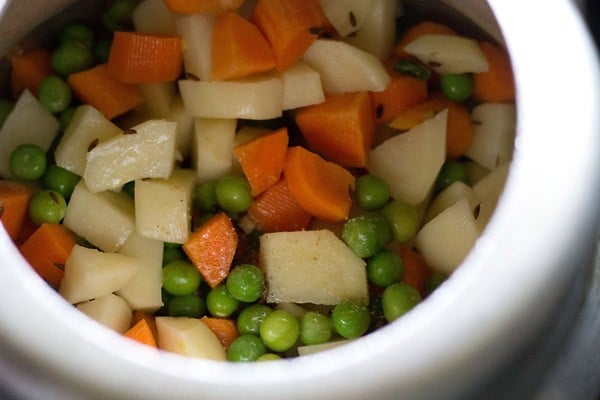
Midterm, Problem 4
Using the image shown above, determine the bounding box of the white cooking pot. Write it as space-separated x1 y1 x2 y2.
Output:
0 1 598 399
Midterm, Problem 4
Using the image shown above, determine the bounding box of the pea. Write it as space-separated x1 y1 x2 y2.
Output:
260 310 300 352
215 175 253 213
162 260 202 296
42 164 80 200
299 311 333 346
355 174 390 211
331 300 370 339
103 0 137 31
60 24 94 48
425 272 447 295
39 76 72 114
51 41 94 77
162 245 186 266
166 294 207 318
28 190 67 225
381 283 421 322
435 160 469 192
226 263 265 303
0 99 14 128
9 144 47 180
227 334 267 362
256 353 281 361
342 212 391 259
93 38 112 64
440 73 473 102
380 200 419 243
367 249 404 287
59 106 77 131
195 181 218 212
237 304 273 336
206 285 240 317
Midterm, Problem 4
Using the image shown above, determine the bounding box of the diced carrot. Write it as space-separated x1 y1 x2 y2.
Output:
0 181 35 242
201 317 239 350
108 31 183 84
15 215 38 247
388 92 449 131
393 21 456 58
131 310 158 339
234 128 288 196
67 64 144 120
211 12 276 81
252 0 329 71
9 48 53 98
370 68 429 124
473 42 516 103
446 102 473 159
124 318 158 348
183 212 238 288
295 91 376 168
162 0 244 14
247 177 312 233
398 246 432 298
284 146 355 223
19 223 76 288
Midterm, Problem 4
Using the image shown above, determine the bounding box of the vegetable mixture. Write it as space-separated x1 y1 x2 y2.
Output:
0 0 516 361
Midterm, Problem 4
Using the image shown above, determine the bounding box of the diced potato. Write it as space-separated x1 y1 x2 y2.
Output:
175 14 215 81
303 39 391 94
178 75 283 120
192 118 237 183
59 245 139 304
297 339 352 356
403 34 489 74
473 162 510 231
424 181 480 223
55 105 122 176
77 294 133 334
367 110 447 206
278 62 325 110
0 90 59 178
166 98 194 161
63 182 135 252
318 0 374 37
156 317 226 361
260 230 368 305
132 0 178 35
83 119 177 193
135 169 196 244
415 198 480 274
465 103 517 170
138 82 177 118
116 233 164 312
344 0 397 60
464 160 490 185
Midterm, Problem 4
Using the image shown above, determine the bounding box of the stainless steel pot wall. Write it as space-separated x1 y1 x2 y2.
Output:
0 1 599 399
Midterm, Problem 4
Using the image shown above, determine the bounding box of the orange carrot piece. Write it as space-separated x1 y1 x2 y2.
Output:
108 32 183 84
124 318 158 348
295 91 376 168
211 12 276 81
388 93 449 131
67 64 144 120
393 21 456 58
284 146 355 223
19 223 76 288
131 310 159 338
398 246 432 298
0 181 35 242
9 48 53 98
162 0 244 14
201 317 239 350
473 42 516 103
446 102 474 159
252 0 328 71
247 177 312 233
370 70 429 124
234 128 288 196
183 212 238 288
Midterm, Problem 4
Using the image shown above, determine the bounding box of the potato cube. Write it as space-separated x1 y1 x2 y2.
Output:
77 294 133 334
278 62 324 110
192 118 237 183
156 317 226 361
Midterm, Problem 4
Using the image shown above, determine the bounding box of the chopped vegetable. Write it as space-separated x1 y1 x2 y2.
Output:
124 318 158 348
473 42 516 103
201 317 239 350
9 49 53 98
0 180 34 241
162 0 244 14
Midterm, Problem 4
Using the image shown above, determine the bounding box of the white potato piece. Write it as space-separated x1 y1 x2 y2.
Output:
302 39 390 94
77 294 133 334
473 162 510 231
138 82 177 118
64 182 135 252
424 181 480 223
0 90 59 178
135 169 196 244
318 0 374 37
261 230 368 305
344 0 397 60
465 103 517 170
59 245 139 304
175 14 214 81
297 340 352 356
192 118 237 183
156 317 226 361
132 0 177 35
367 110 447 206
179 76 283 120
278 62 325 110
55 105 122 176
116 233 164 312
403 34 489 74
166 98 195 161
415 198 480 274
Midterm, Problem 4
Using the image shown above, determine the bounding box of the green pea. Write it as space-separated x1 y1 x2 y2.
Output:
206 285 240 317
59 106 77 131
380 200 419 243
215 175 253 213
52 41 94 77
28 190 67 225
93 38 112 64
237 304 273 336
342 212 391 259
0 99 14 128
42 164 80 200
10 144 47 180
60 24 95 48
435 160 469 192
331 300 370 339
162 260 202 296
256 353 281 361
104 0 137 30
227 334 267 362
39 76 72 114
299 311 333 346
195 181 218 212
367 249 403 287
381 283 421 322
162 244 186 266
166 294 207 318
440 73 473 102
260 310 300 352
355 174 390 211
226 263 265 303
425 271 447 295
